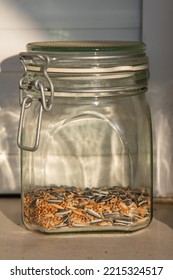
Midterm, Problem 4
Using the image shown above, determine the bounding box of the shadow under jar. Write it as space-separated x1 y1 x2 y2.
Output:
18 41 152 233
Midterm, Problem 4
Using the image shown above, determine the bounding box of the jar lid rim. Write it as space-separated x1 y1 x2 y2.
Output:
26 41 146 53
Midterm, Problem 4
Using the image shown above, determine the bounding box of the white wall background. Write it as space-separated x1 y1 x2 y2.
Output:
0 0 141 62
143 0 173 197
0 0 172 197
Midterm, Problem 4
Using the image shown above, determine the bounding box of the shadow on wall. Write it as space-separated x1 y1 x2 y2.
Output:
0 55 21 194
147 80 173 198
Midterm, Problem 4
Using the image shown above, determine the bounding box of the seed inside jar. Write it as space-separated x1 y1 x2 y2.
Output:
23 186 151 231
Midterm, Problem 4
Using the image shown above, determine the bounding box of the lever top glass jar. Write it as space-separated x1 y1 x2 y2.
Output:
18 41 152 233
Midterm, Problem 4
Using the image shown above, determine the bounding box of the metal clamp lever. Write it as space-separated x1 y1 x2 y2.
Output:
17 96 43 152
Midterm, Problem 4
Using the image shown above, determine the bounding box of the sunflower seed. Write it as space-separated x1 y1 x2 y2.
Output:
46 199 63 203
90 219 103 224
29 198 37 208
55 210 71 216
138 200 148 206
86 209 102 219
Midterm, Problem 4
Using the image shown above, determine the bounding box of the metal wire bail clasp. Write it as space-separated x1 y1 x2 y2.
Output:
17 96 43 152
17 53 54 152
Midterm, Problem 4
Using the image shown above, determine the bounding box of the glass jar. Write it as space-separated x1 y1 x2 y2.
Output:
18 41 152 233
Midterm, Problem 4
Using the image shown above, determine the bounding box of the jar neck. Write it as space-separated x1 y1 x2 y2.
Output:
20 51 149 98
